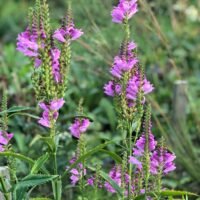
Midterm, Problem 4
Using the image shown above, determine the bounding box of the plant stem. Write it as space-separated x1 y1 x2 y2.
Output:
0 176 10 200
128 123 133 199
50 121 61 200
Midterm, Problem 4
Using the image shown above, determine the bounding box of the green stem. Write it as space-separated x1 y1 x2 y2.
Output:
50 121 61 200
128 123 133 199
0 176 10 200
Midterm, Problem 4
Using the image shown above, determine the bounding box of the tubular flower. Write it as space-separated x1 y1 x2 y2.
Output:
67 157 86 186
16 28 44 68
104 40 153 107
110 56 138 79
104 81 121 97
69 118 90 138
104 166 129 193
38 98 65 128
53 20 83 43
0 131 13 152
111 0 138 23
150 148 176 175
51 48 61 83
129 133 157 170
126 74 154 101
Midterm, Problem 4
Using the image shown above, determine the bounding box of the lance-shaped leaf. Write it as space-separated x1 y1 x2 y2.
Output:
31 153 49 174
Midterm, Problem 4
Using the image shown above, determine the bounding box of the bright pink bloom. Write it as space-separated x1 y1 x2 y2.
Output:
17 29 38 57
0 131 13 152
150 148 176 175
16 28 45 68
51 48 61 83
111 0 138 23
53 20 83 43
110 56 138 79
126 74 154 101
67 158 87 186
69 118 90 138
104 166 129 193
104 81 121 97
38 98 65 128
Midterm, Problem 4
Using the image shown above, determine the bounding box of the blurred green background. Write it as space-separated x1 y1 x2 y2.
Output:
0 0 200 198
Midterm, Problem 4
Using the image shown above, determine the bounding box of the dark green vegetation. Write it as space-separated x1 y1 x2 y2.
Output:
0 0 199 199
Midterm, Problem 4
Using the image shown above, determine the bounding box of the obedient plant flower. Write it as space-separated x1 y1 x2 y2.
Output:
104 166 129 193
16 28 43 67
111 0 138 23
51 48 61 83
150 148 176 175
0 131 13 152
129 133 157 170
104 40 154 108
67 157 87 185
53 20 83 43
126 75 154 101
69 118 90 138
38 98 65 128
104 81 121 96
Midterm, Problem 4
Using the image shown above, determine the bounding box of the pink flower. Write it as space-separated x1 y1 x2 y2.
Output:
69 118 90 138
111 0 138 23
0 131 13 152
150 148 176 175
51 48 61 83
53 20 83 43
104 166 130 194
104 81 122 97
67 157 87 186
129 156 142 170
38 98 65 128
110 56 138 79
126 74 154 101
16 28 44 68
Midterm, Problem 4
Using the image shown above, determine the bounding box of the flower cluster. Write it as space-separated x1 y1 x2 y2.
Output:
17 1 83 101
53 20 83 43
69 118 90 138
104 41 153 108
111 0 138 23
104 166 129 193
150 147 176 175
0 131 13 152
16 28 44 67
68 157 87 185
38 98 65 128
129 133 176 175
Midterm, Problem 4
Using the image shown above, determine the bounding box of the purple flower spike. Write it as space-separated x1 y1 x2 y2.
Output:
111 0 138 24
150 148 176 175
0 131 13 152
69 118 90 138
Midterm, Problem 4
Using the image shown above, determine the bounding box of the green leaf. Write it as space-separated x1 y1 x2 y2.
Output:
160 190 198 197
30 198 53 200
135 190 198 200
63 141 115 177
14 174 59 199
52 179 62 200
0 151 34 165
30 135 55 152
0 106 34 115
31 153 49 174
99 149 122 163
15 174 58 189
